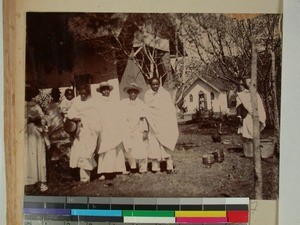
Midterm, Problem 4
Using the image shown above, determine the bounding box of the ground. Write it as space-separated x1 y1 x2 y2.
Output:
25 122 279 200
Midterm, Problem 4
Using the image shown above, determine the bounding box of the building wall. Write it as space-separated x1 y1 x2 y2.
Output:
183 79 229 115
212 92 229 115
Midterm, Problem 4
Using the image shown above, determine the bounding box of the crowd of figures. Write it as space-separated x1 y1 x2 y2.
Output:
24 79 179 192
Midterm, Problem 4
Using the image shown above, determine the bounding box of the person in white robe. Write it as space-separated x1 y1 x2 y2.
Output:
144 78 179 173
25 85 50 192
121 83 149 174
236 78 266 139
95 81 128 180
67 84 100 182
236 78 267 157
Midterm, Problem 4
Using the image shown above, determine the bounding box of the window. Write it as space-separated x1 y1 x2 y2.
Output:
189 94 193 102
210 92 215 100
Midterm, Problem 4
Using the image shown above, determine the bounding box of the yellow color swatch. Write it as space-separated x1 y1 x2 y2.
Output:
175 211 226 217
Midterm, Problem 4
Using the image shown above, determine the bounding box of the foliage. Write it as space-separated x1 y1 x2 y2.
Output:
192 107 214 121
26 13 75 75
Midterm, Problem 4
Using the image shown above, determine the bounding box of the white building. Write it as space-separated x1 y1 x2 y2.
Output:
182 77 231 117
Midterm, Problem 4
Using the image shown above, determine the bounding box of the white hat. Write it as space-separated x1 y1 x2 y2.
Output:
123 83 143 94
96 81 113 92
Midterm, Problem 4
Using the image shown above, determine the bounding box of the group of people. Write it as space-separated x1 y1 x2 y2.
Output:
24 78 179 192
24 76 268 192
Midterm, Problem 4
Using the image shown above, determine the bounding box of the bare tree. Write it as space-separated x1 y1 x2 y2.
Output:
178 13 281 198
68 13 185 96
180 13 281 131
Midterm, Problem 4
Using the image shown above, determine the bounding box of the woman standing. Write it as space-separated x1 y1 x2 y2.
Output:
25 85 49 192
67 84 100 182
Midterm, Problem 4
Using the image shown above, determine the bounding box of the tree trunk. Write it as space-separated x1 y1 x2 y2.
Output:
250 38 263 199
263 88 274 127
270 50 280 147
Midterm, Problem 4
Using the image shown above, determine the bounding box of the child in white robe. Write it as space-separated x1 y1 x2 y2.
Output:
60 88 74 119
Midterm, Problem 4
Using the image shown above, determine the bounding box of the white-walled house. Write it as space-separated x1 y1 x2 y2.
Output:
182 77 231 117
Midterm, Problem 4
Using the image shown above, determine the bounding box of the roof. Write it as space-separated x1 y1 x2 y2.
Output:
201 73 236 91
182 74 236 98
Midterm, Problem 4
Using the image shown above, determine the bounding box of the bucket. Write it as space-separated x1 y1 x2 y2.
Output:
203 154 215 168
260 139 275 158
243 142 253 157
243 139 275 158
212 149 225 163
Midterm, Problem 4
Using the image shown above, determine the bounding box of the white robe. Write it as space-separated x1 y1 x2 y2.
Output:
236 89 266 139
67 96 100 170
121 98 148 160
144 87 179 160
95 95 126 173
25 101 48 185
60 98 73 117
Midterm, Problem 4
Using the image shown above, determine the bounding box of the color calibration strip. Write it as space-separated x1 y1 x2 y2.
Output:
23 196 249 224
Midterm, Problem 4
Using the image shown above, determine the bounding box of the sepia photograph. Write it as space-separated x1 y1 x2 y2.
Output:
24 12 281 199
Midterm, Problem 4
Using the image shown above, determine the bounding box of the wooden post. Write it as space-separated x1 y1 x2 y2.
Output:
4 0 24 224
250 38 263 199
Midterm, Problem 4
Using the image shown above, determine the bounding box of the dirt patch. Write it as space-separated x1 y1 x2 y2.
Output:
25 123 279 199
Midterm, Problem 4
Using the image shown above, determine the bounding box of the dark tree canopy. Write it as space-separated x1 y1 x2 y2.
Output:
26 13 75 74
26 13 183 87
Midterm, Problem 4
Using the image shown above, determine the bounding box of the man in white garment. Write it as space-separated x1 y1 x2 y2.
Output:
95 81 128 180
236 78 266 156
121 83 149 174
144 78 179 174
67 84 99 182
